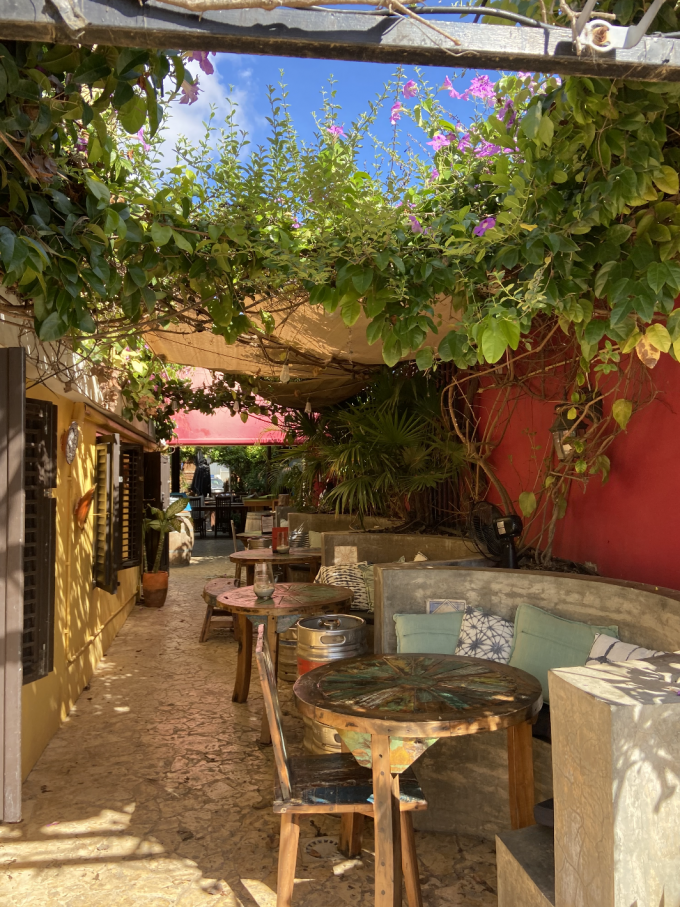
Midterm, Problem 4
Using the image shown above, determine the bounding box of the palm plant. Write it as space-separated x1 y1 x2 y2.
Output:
271 371 463 525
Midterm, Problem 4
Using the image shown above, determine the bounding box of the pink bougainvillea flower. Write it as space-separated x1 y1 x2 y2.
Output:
187 51 216 75
403 80 418 98
442 75 468 99
473 216 497 236
500 97 516 126
475 141 503 158
467 75 495 101
457 133 472 152
430 168 439 180
180 78 200 105
292 220 302 229
75 135 88 152
327 124 345 138
517 71 533 79
407 214 424 234
390 101 402 125
137 128 151 152
427 132 453 152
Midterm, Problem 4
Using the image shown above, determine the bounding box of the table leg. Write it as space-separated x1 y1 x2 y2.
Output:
507 719 536 830
259 615 278 746
246 564 255 586
232 615 252 703
371 734 402 907
340 739 364 858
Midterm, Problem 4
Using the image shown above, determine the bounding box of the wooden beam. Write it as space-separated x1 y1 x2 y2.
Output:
2 0 680 80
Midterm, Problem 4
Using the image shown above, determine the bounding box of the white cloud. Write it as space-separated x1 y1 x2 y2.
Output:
153 57 261 169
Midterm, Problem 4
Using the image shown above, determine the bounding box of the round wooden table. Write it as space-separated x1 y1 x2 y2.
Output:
230 547 322 586
216 582 353 744
294 653 543 907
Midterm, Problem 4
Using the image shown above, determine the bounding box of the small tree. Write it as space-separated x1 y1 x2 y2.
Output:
143 499 188 574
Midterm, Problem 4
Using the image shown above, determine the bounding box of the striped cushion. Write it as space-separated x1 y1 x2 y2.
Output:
586 633 665 666
315 565 369 611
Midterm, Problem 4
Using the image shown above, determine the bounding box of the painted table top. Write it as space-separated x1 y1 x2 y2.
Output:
294 653 543 738
216 582 353 616
229 548 321 565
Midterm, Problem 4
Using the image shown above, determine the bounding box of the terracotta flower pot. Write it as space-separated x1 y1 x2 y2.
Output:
142 571 169 608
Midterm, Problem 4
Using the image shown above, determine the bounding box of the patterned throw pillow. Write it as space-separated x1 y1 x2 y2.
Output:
315 565 370 611
586 633 665 666
455 607 514 663
356 563 375 612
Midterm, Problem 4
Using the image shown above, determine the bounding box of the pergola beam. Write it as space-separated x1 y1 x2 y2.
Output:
1 0 680 80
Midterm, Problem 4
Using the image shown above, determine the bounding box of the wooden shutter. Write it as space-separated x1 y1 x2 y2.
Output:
23 398 57 685
120 445 143 569
93 434 121 593
0 347 25 822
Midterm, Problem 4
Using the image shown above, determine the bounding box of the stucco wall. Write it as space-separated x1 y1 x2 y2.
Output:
21 386 139 778
480 355 680 591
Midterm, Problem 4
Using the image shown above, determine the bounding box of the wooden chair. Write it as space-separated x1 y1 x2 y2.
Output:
199 577 236 643
255 625 426 907
231 519 242 588
189 496 207 539
214 493 231 537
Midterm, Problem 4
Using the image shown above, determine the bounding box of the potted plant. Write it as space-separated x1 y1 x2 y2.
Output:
142 498 188 608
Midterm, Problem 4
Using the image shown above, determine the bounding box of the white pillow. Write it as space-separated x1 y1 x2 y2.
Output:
455 607 514 663
586 633 665 667
315 565 369 610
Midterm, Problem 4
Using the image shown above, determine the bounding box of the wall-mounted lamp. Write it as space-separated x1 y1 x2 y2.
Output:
550 407 587 461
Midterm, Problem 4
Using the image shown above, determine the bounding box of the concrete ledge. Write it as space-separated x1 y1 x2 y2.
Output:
496 826 555 907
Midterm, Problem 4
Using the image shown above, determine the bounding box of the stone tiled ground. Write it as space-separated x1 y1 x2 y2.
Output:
0 545 498 907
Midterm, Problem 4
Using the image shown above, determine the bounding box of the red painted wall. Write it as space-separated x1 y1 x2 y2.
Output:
481 355 680 591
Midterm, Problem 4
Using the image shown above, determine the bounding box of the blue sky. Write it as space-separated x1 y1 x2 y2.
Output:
161 53 498 166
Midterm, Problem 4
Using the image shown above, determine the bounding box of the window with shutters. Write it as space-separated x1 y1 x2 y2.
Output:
23 398 57 685
120 445 143 569
93 434 120 594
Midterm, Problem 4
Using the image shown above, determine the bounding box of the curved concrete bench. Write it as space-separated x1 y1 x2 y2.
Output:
320 530 485 567
373 564 680 838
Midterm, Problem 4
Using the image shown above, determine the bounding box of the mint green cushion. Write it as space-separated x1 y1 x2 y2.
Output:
394 611 464 655
509 603 619 702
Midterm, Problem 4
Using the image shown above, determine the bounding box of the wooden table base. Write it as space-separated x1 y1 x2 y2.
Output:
507 719 536 830
232 615 252 704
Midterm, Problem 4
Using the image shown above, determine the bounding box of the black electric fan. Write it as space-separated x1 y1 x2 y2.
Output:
469 501 523 569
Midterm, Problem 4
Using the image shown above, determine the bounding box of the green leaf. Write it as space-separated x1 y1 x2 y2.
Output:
366 318 384 346
536 115 554 147
382 332 403 367
520 103 542 140
38 312 67 341
415 346 434 370
166 498 188 518
0 226 15 265
150 222 173 246
518 491 537 517
594 261 617 297
352 268 374 295
172 230 193 253
481 321 508 363
607 224 633 245
653 166 679 195
612 398 633 430
341 297 361 326
647 262 669 294
119 95 147 134
584 319 606 345
499 319 520 350
72 53 111 85
645 323 672 352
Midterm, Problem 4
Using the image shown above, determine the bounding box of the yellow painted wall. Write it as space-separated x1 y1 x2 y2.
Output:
21 387 141 779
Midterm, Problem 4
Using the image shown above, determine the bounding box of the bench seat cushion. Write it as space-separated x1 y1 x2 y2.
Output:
394 611 464 654
509 603 618 702
586 633 666 666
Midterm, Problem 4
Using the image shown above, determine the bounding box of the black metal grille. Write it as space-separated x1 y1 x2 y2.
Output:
120 445 143 568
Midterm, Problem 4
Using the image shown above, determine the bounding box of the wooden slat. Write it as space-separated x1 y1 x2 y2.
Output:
1 0 680 80
0 348 25 822
372 733 401 907
255 623 292 798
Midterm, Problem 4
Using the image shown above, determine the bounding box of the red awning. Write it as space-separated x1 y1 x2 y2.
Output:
169 409 285 446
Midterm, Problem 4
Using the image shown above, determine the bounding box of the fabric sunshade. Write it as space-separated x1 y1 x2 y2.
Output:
146 295 461 379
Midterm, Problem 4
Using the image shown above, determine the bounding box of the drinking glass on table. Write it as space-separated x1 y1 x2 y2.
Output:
253 563 275 599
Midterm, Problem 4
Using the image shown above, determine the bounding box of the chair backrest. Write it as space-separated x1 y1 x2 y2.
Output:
188 496 203 515
255 624 292 800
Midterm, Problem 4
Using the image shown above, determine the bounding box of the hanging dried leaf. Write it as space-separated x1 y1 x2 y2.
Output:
636 335 661 369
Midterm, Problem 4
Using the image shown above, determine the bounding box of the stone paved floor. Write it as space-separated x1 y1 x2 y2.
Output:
0 548 498 907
